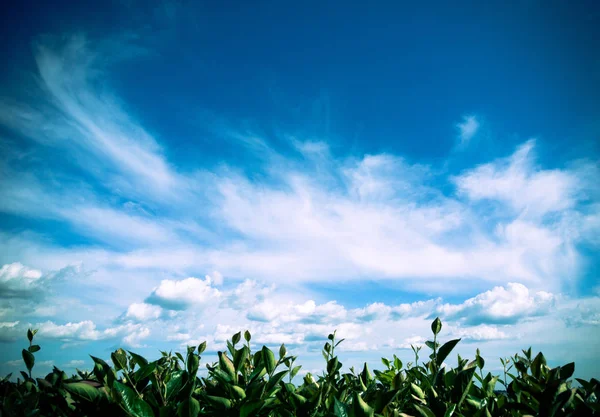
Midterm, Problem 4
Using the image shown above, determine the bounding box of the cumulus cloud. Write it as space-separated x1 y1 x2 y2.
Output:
124 303 163 321
0 263 43 297
146 277 221 310
434 282 555 325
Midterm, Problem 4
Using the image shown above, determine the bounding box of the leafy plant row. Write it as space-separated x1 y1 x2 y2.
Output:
1 318 598 416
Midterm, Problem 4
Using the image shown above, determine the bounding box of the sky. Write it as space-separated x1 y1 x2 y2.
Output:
0 0 599 382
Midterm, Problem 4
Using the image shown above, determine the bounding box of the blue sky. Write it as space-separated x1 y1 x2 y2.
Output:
1 0 599 381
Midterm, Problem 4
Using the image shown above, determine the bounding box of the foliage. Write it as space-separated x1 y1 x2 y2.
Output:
1 319 598 416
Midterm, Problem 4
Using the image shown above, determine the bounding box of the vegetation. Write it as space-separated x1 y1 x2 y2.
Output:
1 318 598 416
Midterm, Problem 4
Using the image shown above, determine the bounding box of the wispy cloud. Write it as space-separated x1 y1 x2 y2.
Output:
456 115 480 146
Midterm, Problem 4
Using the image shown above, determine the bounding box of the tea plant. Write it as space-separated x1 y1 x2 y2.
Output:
1 318 598 416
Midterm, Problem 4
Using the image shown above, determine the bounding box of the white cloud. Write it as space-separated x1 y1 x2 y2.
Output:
454 140 579 217
435 282 555 325
456 115 480 146
452 324 510 341
0 263 43 296
124 303 163 321
147 277 221 310
35 320 147 347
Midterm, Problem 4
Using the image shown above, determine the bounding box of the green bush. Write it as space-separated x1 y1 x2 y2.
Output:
1 319 598 416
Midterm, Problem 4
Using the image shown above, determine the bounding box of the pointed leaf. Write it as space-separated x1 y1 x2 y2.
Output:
64 381 105 402
352 392 374 417
414 404 436 417
177 397 200 417
436 339 461 367
431 318 442 335
22 349 34 371
334 397 349 417
114 381 154 417
262 346 276 374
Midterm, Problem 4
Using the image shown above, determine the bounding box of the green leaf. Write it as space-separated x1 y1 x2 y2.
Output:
436 339 461 367
234 346 249 373
27 329 34 343
394 355 402 370
334 397 349 417
265 370 289 395
443 404 456 417
113 381 154 417
111 348 128 371
411 383 425 400
177 397 200 417
431 318 442 336
187 354 199 376
166 370 188 401
231 385 246 400
64 382 104 402
232 331 241 346
279 343 287 359
262 346 276 374
205 395 232 409
240 400 263 417
28 345 41 353
244 330 251 343
560 362 575 380
127 351 149 368
414 404 436 417
197 341 207 355
476 353 485 370
133 362 156 382
218 351 236 381
22 349 34 371
352 392 374 417
290 365 302 380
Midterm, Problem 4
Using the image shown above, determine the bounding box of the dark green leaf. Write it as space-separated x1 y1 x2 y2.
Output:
111 348 128 371
28 345 41 353
352 392 374 417
244 330 251 343
290 365 302 380
436 339 461 367
265 370 288 395
64 382 104 402
560 362 575 380
166 370 188 401
113 381 154 417
205 395 232 409
128 351 149 368
233 346 249 373
431 318 442 336
197 341 207 355
27 329 34 343
279 343 286 359
218 351 236 381
240 400 263 417
187 354 199 376
22 349 34 371
232 331 241 346
262 346 276 374
177 397 200 417
334 397 349 417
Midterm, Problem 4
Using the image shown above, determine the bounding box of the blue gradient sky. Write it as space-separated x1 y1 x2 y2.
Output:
1 0 599 380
